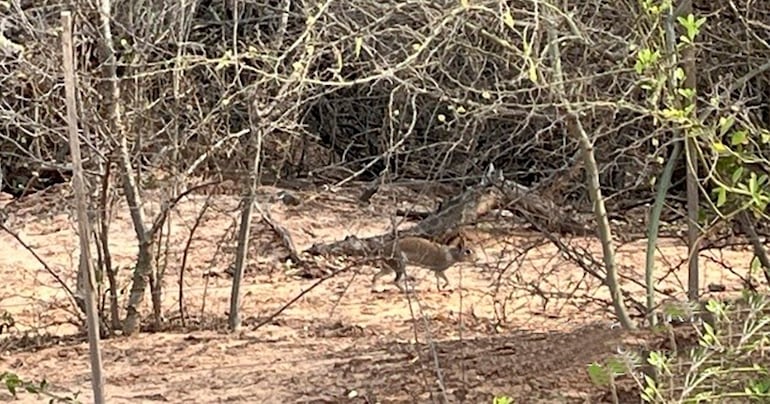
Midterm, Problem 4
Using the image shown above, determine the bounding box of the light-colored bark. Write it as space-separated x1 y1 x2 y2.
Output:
228 115 264 331
61 10 105 403
97 0 154 336
545 4 634 329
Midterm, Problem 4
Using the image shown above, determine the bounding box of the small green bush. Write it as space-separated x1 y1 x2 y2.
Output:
589 292 770 403
0 371 81 403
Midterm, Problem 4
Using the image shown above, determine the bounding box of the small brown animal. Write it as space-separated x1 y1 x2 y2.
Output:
371 235 476 292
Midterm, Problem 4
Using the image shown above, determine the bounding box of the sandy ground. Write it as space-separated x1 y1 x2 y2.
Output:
0 183 752 403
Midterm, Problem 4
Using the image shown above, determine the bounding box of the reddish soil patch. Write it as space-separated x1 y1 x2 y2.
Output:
0 184 750 402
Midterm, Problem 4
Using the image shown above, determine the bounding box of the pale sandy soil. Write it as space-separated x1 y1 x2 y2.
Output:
0 184 751 403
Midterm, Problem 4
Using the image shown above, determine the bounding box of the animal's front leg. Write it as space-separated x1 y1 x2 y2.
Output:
401 269 419 292
435 271 450 291
393 267 417 293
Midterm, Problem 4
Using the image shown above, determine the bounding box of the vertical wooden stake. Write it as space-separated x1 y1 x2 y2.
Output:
678 0 700 302
61 10 106 404
228 126 262 331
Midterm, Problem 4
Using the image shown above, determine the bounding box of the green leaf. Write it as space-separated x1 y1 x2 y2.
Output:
716 186 727 207
635 48 660 74
643 374 657 389
635 60 644 75
761 129 770 144
704 299 723 314
587 363 610 386
750 172 759 195
730 130 748 146
677 87 695 100
718 116 735 136
711 142 728 154
674 67 685 81
493 396 513 404
732 166 744 184
6 385 15 396
751 255 761 274
748 376 770 394
647 351 666 367
606 357 628 375
677 14 704 41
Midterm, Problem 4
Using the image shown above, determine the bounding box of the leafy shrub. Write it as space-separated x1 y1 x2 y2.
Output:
589 292 770 403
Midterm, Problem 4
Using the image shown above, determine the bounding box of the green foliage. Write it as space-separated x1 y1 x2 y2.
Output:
709 128 770 216
588 354 637 387
640 0 672 16
677 14 706 44
634 0 770 222
492 396 513 404
635 48 661 75
588 294 770 403
0 372 81 403
632 4 707 171
638 4 770 222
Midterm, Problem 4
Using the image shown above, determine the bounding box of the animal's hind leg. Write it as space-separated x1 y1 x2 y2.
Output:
374 258 405 292
371 266 393 290
392 260 414 292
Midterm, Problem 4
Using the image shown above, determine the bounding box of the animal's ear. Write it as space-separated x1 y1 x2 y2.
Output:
445 233 465 248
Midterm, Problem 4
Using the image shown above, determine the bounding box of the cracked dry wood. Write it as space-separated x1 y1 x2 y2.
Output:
304 181 501 258
304 174 589 260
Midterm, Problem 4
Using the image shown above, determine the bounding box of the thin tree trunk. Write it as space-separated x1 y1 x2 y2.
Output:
228 112 264 331
61 10 105 403
149 266 162 330
124 242 154 334
565 114 634 330
672 0 701 301
545 4 634 329
97 0 154 336
96 160 120 332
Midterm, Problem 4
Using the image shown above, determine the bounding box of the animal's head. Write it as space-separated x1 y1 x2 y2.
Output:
445 233 477 262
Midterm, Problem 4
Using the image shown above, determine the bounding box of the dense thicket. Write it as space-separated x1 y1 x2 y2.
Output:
1 0 768 211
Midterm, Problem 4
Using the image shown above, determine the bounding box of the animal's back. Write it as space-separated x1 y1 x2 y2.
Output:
396 237 455 270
